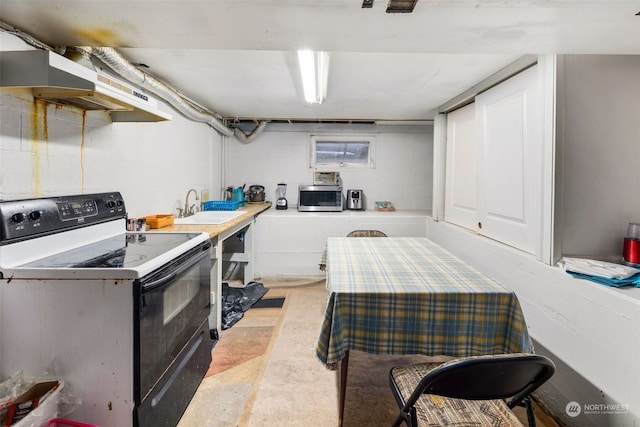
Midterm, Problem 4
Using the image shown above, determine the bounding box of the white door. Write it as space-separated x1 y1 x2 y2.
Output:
475 65 542 254
444 102 477 230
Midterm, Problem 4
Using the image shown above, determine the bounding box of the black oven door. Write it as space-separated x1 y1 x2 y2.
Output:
135 319 211 427
134 240 212 410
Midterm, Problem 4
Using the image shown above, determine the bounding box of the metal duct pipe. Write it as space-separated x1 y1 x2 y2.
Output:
0 21 57 53
81 47 269 142
233 120 269 143
85 47 234 136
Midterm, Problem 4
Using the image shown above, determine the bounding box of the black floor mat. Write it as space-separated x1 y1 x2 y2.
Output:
251 297 285 309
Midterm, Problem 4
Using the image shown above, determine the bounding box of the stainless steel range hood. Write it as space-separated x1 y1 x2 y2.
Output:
0 50 171 122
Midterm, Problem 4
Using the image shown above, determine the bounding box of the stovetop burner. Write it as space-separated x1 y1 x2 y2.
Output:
21 232 203 269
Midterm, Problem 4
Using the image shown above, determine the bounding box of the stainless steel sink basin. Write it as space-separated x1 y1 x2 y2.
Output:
174 210 245 225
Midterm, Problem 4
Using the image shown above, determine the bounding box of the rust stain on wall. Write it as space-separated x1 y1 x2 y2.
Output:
28 97 92 195
81 111 87 192
29 99 48 197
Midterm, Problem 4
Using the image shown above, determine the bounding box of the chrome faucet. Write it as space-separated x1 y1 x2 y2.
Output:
181 188 199 218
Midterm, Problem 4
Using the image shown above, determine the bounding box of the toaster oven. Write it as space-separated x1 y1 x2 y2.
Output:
298 185 344 212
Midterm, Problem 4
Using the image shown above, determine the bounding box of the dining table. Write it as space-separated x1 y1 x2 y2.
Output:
314 236 534 426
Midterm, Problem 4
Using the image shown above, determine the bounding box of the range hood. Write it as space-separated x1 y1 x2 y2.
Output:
0 50 171 122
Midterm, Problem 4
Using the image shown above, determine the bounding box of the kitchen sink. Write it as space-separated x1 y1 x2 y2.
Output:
174 210 245 225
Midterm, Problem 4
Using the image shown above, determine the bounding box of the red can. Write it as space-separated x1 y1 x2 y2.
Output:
623 238 640 265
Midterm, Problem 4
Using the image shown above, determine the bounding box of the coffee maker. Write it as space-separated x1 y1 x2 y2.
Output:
275 183 288 210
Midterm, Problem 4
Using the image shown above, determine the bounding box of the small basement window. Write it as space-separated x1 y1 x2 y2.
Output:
310 135 375 168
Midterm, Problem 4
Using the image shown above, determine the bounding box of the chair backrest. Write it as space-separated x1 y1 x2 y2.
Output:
346 230 388 238
414 354 555 408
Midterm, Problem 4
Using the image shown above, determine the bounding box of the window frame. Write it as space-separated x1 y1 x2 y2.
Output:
309 134 376 170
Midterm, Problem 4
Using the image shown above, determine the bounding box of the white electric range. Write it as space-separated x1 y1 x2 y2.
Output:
0 192 212 427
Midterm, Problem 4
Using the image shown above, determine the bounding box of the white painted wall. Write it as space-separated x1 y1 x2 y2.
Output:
225 123 433 210
0 34 221 217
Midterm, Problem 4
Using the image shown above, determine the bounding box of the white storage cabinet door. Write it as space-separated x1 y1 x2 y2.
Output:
444 102 477 230
475 65 542 255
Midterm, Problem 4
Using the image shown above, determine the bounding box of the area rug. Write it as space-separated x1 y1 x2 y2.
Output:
205 325 274 377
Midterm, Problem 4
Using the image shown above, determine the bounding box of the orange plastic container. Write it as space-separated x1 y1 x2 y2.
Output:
145 214 174 229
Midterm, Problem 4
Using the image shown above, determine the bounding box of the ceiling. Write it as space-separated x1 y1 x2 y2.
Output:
1 0 639 123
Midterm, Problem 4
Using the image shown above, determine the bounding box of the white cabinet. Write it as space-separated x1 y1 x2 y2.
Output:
253 209 430 277
444 65 543 255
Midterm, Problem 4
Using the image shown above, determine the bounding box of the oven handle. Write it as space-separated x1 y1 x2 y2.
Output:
141 245 210 294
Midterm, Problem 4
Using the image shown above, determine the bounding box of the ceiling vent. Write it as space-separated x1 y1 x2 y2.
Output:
386 0 418 13
0 50 171 122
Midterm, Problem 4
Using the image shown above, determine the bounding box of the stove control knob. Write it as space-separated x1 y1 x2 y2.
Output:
10 212 27 224
116 199 123 206
29 210 42 221
106 200 116 208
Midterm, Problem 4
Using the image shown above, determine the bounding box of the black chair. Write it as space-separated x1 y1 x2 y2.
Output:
389 353 555 427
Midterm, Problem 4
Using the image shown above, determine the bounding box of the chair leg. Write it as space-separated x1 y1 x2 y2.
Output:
391 415 404 427
524 397 537 427
408 406 417 427
391 406 416 427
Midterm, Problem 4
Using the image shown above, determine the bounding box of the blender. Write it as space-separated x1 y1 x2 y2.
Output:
275 183 288 210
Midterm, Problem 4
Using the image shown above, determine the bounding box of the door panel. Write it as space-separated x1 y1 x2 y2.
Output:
483 94 525 221
476 65 541 254
445 102 477 230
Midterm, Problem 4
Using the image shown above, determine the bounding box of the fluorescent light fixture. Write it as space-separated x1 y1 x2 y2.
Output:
298 50 330 104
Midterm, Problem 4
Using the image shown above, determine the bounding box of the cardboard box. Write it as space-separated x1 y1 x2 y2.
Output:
4 381 59 426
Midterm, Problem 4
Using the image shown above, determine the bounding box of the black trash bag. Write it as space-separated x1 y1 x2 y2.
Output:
221 281 268 330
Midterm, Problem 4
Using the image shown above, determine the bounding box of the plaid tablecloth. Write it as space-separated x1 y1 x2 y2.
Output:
315 237 534 365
